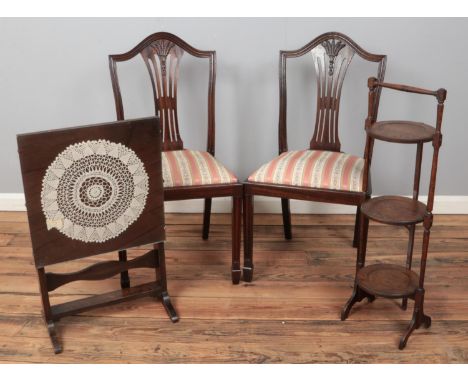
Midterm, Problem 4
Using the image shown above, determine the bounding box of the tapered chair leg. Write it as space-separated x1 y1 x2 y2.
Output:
231 196 242 284
243 192 254 282
118 250 130 288
202 198 212 240
281 198 292 240
353 207 361 248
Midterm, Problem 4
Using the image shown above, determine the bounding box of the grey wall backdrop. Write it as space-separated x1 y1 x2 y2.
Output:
1 18 467 197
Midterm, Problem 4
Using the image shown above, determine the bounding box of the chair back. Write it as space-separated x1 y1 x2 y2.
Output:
278 32 386 153
109 32 216 154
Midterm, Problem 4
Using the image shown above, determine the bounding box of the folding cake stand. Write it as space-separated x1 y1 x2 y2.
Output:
341 78 447 349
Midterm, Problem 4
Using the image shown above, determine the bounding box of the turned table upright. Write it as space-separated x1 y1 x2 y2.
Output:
17 117 178 354
341 78 447 350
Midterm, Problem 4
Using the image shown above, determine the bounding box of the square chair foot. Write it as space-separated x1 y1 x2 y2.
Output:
231 269 241 285
243 266 254 282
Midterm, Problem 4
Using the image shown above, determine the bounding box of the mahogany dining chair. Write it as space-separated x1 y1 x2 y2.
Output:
109 32 242 284
243 32 387 282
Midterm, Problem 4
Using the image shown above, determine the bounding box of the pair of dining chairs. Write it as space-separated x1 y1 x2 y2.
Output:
109 31 387 285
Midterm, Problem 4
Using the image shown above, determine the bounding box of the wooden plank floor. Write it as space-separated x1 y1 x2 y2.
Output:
0 211 467 363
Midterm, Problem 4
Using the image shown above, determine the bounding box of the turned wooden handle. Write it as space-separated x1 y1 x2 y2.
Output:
368 77 446 103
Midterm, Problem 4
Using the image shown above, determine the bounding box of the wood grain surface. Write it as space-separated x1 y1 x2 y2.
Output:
0 212 466 363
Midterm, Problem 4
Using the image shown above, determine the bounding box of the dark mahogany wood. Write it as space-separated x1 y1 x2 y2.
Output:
281 198 292 240
118 249 130 288
17 117 178 354
341 78 447 350
357 264 419 298
278 32 387 154
45 249 158 292
109 32 242 284
366 121 435 143
242 191 254 283
17 118 165 267
340 212 375 321
109 33 215 153
360 196 427 225
245 182 367 204
244 32 386 281
202 198 212 240
51 282 163 320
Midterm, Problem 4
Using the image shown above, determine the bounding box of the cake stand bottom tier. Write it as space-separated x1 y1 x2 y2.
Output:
357 264 419 299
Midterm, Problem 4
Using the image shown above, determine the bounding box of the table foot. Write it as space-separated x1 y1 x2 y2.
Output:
47 321 62 354
161 292 179 323
399 290 431 349
341 286 375 321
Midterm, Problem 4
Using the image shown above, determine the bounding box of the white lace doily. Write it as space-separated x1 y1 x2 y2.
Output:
41 139 149 243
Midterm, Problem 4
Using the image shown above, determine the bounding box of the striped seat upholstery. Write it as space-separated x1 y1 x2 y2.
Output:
162 149 237 188
248 150 364 192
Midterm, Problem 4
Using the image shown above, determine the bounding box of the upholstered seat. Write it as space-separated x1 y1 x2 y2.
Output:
248 150 364 192
162 149 238 188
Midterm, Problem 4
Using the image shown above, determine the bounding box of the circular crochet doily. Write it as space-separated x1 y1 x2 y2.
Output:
41 139 149 243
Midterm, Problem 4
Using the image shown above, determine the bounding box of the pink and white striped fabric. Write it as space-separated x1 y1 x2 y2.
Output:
162 149 237 188
248 150 364 192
